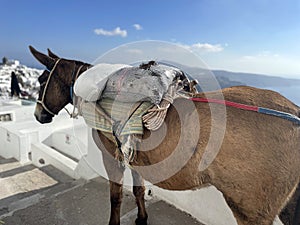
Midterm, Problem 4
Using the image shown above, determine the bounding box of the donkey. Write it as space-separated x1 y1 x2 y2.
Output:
29 46 300 225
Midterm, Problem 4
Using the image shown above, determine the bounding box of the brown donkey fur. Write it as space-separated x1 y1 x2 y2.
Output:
29 46 300 225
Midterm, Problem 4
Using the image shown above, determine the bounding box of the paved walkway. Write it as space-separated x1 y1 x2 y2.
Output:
0 157 205 225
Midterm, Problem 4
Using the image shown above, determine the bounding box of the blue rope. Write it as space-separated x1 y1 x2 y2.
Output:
70 85 73 102
258 107 300 125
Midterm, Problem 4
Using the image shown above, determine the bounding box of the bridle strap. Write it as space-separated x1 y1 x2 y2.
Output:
37 59 61 116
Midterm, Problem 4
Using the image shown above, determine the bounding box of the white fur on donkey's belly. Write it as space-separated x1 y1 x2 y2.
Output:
74 63 131 101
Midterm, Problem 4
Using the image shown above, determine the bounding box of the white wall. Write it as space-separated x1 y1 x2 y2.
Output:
0 121 39 164
0 102 85 164
43 124 88 161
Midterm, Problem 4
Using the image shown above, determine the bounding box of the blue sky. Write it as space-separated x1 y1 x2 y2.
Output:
1 0 300 78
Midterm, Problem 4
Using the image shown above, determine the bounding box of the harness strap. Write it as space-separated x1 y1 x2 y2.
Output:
190 97 300 125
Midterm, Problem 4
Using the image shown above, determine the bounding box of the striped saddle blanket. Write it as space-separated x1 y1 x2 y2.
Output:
80 98 153 136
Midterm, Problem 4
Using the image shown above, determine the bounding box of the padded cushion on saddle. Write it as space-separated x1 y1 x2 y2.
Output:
74 63 130 101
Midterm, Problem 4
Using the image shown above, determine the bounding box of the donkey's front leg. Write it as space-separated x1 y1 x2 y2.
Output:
103 156 124 225
132 170 148 225
102 154 125 225
93 130 125 225
109 179 124 225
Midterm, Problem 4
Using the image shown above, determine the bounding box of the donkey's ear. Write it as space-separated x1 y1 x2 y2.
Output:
47 48 60 59
29 45 55 70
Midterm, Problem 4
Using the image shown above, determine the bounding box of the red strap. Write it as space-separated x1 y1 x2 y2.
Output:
190 98 259 112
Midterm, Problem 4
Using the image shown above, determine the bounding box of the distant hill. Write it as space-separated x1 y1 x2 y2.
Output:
212 70 300 88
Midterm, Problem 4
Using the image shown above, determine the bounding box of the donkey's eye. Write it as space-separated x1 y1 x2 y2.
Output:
39 81 46 87
38 70 50 84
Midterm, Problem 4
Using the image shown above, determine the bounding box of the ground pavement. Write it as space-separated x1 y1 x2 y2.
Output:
0 157 205 225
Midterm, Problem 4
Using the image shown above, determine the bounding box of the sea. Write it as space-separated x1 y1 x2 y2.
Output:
264 85 300 106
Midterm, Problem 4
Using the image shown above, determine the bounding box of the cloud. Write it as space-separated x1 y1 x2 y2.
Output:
190 43 224 52
176 42 224 53
94 27 127 37
156 42 225 56
133 24 143 30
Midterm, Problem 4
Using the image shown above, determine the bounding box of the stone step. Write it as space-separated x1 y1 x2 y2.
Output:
0 157 205 224
0 157 17 165
0 158 22 174
0 163 84 219
0 164 36 178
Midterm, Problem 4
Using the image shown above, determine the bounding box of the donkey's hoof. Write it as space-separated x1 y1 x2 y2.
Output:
135 217 148 225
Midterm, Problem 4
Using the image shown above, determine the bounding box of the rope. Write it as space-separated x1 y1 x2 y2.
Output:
142 84 179 130
190 98 259 111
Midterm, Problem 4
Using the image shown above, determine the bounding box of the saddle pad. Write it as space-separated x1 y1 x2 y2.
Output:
80 98 153 135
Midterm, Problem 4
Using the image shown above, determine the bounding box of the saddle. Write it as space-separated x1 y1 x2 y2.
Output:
75 61 198 166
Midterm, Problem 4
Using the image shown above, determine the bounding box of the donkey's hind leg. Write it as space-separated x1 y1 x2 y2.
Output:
132 170 148 225
230 204 275 225
292 195 300 225
233 212 274 225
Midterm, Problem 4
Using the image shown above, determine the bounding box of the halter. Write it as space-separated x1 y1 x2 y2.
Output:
37 59 61 116
37 59 88 117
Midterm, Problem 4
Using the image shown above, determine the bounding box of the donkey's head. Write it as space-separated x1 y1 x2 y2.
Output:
29 46 84 123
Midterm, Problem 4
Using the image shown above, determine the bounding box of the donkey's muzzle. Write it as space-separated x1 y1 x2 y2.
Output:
34 104 53 124
35 112 53 124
